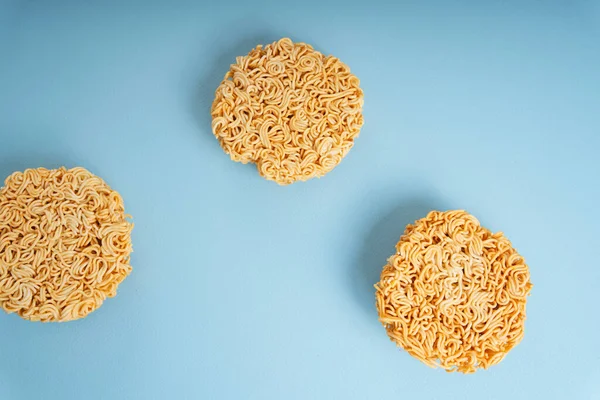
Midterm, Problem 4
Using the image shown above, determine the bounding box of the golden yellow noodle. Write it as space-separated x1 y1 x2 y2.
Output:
375 210 532 373
0 167 133 322
211 38 364 185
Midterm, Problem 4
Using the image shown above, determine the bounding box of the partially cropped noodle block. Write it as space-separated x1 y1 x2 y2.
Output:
375 210 532 373
211 38 364 185
0 167 133 322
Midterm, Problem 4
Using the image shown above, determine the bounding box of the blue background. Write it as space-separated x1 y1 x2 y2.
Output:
1 1 599 399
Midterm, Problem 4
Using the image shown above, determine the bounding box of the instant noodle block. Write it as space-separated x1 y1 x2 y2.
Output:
211 38 364 185
0 167 133 322
375 210 532 373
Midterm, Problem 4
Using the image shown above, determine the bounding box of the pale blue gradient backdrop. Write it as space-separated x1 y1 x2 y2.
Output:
0 1 599 399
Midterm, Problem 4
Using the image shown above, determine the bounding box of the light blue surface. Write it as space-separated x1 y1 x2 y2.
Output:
1 1 599 399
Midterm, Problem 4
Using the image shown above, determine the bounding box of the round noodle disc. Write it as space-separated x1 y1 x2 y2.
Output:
0 167 133 322
211 38 364 185
375 210 532 373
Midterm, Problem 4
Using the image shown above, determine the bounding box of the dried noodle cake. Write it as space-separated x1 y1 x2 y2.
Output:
0 167 133 322
375 210 532 373
211 38 364 185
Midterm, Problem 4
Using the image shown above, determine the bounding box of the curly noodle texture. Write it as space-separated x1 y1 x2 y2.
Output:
0 167 133 322
211 38 364 185
375 210 532 373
